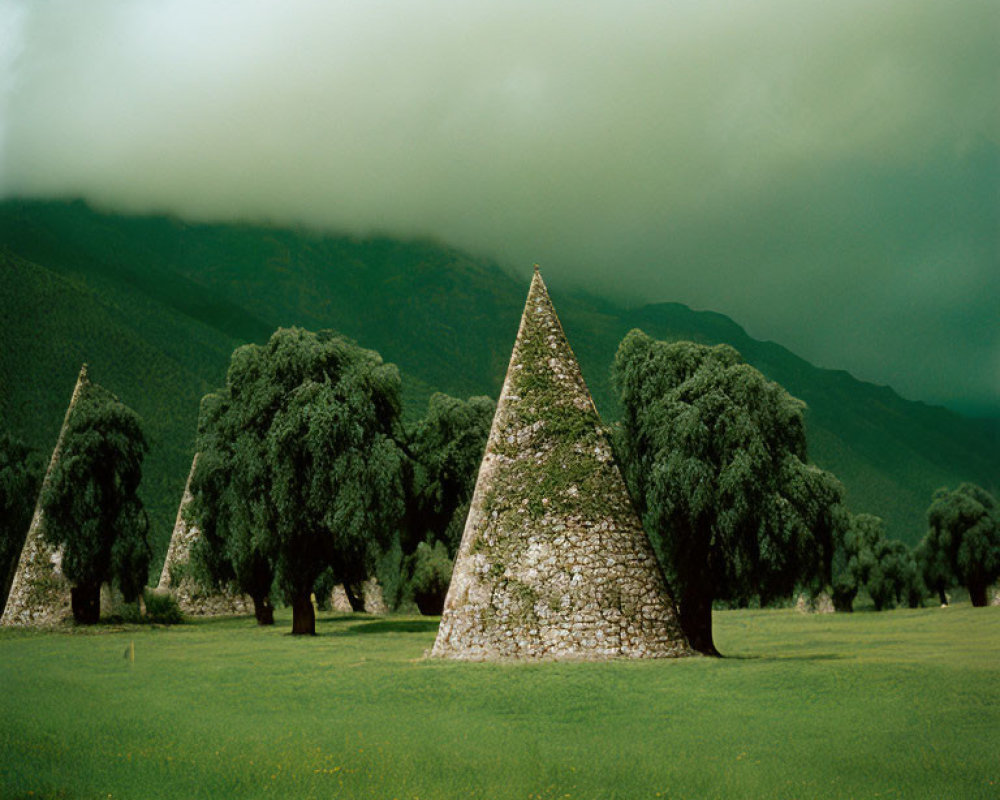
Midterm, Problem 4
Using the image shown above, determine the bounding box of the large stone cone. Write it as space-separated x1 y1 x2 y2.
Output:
431 268 690 660
157 454 252 616
1 366 89 626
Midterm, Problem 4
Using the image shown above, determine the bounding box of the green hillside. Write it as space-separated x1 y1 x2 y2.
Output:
1 199 996 569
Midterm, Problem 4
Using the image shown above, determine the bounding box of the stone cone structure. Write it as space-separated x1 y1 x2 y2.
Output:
1 366 89 626
431 268 690 660
796 592 835 614
329 578 388 614
157 454 252 616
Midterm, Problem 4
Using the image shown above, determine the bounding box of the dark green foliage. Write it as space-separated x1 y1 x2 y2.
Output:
407 393 494 556
831 513 882 612
921 483 1000 607
898 545 927 609
0 432 44 616
188 397 276 625
142 589 184 624
866 536 918 612
914 533 952 605
311 567 338 612
374 538 406 611
404 540 453 615
115 588 183 625
614 329 845 654
832 513 924 612
191 327 407 634
40 381 151 623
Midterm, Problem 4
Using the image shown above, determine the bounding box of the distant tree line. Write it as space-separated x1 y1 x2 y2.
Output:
2 325 996 640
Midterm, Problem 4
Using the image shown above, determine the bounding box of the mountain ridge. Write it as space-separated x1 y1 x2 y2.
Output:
2 198 996 566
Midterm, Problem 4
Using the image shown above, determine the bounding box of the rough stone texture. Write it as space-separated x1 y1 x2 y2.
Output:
796 592 835 614
157 454 252 616
329 578 388 614
330 585 351 612
0 366 89 626
431 268 690 660
362 578 388 614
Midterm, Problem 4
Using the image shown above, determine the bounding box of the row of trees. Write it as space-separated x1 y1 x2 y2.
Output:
1 338 490 627
2 326 996 639
186 328 491 634
828 491 999 614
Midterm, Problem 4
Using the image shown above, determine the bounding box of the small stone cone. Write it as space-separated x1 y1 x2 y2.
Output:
329 579 387 614
1 365 89 626
157 453 200 590
431 268 690 659
157 453 251 616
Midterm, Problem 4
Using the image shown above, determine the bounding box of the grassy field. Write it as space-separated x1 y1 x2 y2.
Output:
1 605 997 800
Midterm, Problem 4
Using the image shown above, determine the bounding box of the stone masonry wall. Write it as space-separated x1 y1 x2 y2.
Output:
431 269 690 660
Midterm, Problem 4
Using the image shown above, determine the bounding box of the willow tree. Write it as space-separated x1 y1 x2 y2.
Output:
830 512 881 612
267 349 406 634
41 383 151 623
191 328 407 635
189 392 276 625
614 330 843 655
407 393 494 557
921 483 999 607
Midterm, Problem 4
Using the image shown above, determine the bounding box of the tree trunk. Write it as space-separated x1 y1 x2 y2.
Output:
291 591 315 635
342 583 365 613
832 587 856 613
252 593 274 625
679 584 719 656
71 582 101 624
968 580 988 608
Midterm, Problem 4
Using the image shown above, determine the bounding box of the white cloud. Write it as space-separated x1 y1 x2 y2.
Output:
2 0 997 411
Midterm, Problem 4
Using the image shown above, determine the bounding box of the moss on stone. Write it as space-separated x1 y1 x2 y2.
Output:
431 270 689 660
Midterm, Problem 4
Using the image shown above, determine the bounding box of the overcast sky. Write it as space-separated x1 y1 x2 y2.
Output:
2 1 997 415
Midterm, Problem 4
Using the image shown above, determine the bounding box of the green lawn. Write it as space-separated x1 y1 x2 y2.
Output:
1 605 997 799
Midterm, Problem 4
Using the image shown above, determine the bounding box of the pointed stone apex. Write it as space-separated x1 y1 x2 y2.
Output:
431 272 690 660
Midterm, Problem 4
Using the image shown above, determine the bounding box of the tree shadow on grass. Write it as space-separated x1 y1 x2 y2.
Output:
722 653 846 661
315 613 372 627
325 618 441 636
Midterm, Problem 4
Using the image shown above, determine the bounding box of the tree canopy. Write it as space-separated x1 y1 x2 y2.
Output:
188 396 277 625
406 392 494 557
921 483 999 607
832 513 922 612
190 327 408 634
40 382 150 623
613 329 844 654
